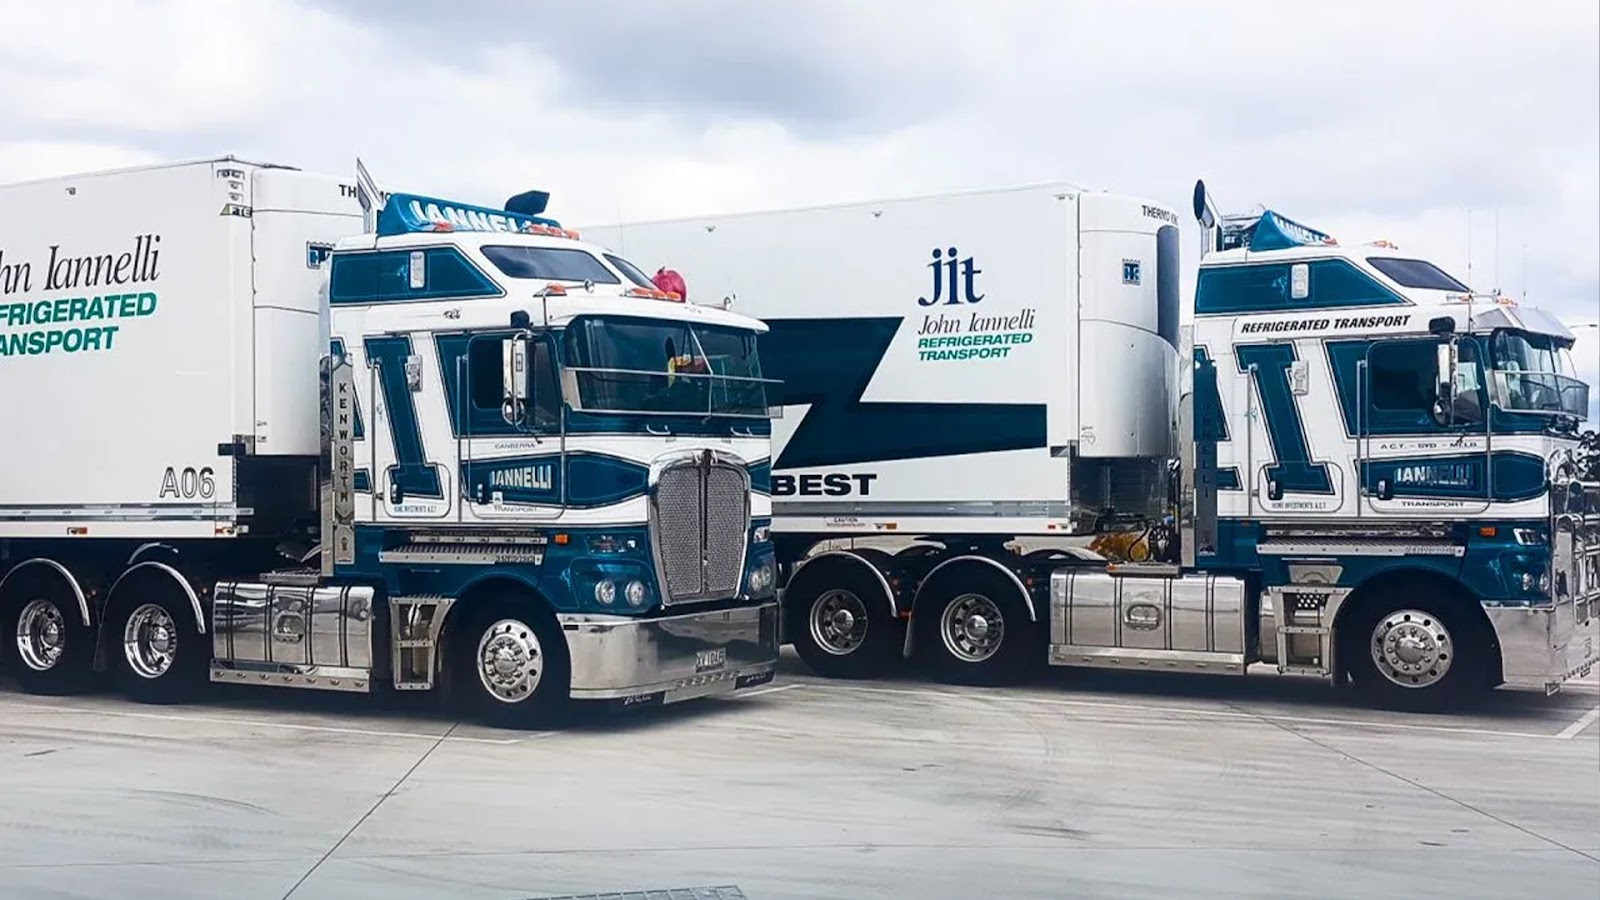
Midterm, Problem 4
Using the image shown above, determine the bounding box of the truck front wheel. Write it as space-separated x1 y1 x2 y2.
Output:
452 599 570 728
1341 591 1490 711
5 578 96 695
914 565 1040 686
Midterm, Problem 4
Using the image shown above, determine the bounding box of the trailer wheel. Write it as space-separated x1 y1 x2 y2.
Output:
4 577 96 695
1341 588 1489 711
452 598 570 729
785 555 901 679
914 564 1039 686
110 586 208 704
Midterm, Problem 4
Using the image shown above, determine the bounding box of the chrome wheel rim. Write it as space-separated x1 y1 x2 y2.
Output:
16 598 67 672
477 618 543 703
124 603 178 680
809 590 869 656
940 593 1004 663
1370 609 1453 689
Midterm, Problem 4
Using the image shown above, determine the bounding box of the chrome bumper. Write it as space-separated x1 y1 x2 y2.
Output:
1488 601 1599 693
559 601 780 705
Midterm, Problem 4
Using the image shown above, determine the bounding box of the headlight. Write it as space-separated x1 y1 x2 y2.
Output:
753 525 770 544
594 579 617 605
625 579 648 607
747 562 775 595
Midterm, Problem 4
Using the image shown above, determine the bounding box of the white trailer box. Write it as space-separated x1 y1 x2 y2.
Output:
0 158 362 538
583 183 1182 536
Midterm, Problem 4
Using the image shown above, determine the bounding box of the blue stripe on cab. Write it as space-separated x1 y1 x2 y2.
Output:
1196 258 1408 316
1360 451 1547 503
330 246 502 305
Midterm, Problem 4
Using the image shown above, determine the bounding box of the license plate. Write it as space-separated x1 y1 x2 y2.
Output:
695 647 727 673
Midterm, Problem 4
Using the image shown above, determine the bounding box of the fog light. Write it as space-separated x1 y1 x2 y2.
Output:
625 579 648 607
595 579 617 605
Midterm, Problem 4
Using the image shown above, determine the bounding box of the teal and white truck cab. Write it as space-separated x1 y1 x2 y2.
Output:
0 157 778 726
1183 180 1598 703
307 181 781 720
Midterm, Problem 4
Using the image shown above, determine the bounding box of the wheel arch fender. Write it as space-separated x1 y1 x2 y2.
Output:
126 542 181 568
909 555 1037 623
1330 567 1498 684
785 549 898 620
104 561 206 634
904 554 1036 658
0 558 92 628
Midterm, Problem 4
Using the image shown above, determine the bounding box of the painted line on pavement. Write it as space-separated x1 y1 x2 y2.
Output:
798 681 1571 741
1556 706 1600 741
10 703 536 745
730 683 804 699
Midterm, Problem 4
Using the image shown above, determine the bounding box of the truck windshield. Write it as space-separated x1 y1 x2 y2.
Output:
481 245 621 284
564 316 768 418
1488 330 1589 419
1366 257 1471 292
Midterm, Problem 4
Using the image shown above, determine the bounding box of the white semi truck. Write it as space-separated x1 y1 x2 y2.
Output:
585 180 1600 708
0 157 780 725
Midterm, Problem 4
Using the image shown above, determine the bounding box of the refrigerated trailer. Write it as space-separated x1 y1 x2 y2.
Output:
583 180 1600 708
0 157 780 725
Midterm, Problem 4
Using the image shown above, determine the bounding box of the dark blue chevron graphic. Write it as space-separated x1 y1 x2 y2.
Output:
760 317 1046 470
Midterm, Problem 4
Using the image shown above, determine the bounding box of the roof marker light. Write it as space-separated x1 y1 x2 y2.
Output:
624 286 686 302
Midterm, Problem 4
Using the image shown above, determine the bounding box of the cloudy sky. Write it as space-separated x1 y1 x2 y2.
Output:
2 0 1596 411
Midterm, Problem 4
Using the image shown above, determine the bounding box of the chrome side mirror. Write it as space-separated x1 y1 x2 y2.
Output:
502 338 530 427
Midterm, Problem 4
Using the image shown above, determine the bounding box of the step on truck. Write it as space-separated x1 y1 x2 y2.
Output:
0 157 780 726
583 179 1599 708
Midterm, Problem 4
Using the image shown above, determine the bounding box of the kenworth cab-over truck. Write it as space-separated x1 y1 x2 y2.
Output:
0 157 779 725
585 179 1598 708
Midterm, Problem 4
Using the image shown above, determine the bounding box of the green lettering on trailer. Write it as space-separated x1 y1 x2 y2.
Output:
0 290 151 361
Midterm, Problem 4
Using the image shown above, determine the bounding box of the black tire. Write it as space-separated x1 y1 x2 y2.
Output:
108 577 209 704
451 596 571 729
913 563 1042 686
3 573 97 695
785 556 903 680
1340 587 1491 712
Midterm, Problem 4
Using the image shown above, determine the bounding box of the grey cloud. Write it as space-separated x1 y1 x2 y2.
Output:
312 0 983 137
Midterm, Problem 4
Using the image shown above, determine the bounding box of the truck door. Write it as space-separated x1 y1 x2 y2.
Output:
1354 336 1491 516
366 331 455 522
1235 336 1348 518
452 331 567 523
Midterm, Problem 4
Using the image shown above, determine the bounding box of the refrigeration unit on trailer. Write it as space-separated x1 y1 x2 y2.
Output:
583 179 1598 708
0 157 779 725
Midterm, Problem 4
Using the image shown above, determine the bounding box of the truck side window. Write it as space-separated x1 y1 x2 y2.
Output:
531 339 561 430
1368 341 1436 412
465 336 561 430
1368 339 1482 425
467 339 504 410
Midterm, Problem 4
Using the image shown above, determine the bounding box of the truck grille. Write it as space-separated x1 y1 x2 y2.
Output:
650 451 751 605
